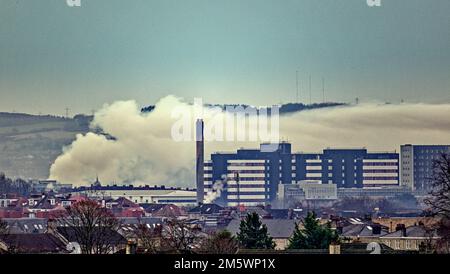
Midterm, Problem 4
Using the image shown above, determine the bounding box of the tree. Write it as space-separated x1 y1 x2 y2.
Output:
425 154 450 253
425 154 450 219
162 219 201 254
56 200 122 254
197 230 238 254
0 218 8 235
237 212 275 249
287 212 339 249
0 173 31 196
132 222 163 254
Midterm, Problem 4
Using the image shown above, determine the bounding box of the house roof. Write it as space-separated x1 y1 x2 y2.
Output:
226 218 297 239
341 224 389 237
380 225 439 239
3 218 48 233
142 204 185 217
113 197 139 208
266 209 292 219
106 217 164 235
118 217 164 226
141 203 167 212
0 233 67 253
240 206 271 217
31 192 62 210
57 227 127 245
189 204 223 214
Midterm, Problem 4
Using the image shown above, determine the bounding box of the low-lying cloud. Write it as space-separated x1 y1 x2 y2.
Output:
49 95 450 187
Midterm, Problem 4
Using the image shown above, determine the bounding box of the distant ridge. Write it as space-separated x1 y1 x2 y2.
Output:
141 102 346 114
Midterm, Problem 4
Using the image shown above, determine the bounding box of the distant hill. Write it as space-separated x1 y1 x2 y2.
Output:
0 113 93 180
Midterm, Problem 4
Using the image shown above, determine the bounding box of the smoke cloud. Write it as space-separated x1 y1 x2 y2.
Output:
49 95 450 187
204 177 226 204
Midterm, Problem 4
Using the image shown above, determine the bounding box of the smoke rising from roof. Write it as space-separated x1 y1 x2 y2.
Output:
49 95 450 187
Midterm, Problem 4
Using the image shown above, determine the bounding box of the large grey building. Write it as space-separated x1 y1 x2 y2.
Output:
400 144 450 190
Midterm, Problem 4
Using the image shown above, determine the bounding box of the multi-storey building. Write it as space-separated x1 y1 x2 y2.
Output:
204 143 292 207
400 144 450 190
294 149 399 188
204 143 399 206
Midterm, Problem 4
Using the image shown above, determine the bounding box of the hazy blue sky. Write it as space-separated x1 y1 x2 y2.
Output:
1 0 449 115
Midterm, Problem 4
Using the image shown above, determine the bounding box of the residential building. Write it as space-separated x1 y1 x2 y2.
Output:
0 233 68 254
379 225 440 251
226 218 298 250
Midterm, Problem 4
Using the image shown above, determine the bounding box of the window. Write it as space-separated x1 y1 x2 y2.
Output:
406 241 411 249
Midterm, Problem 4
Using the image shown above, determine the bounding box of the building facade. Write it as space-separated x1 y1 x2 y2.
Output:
400 144 450 190
204 143 292 207
294 149 399 188
72 186 197 206
205 143 399 206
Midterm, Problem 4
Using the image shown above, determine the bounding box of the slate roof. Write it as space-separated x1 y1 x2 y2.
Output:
142 204 185 217
57 227 127 245
341 224 389 237
226 218 297 238
114 197 139 208
240 207 271 218
380 225 440 239
0 233 67 253
119 217 164 226
32 193 58 210
141 203 165 212
4 218 48 233
266 209 291 219
188 204 223 214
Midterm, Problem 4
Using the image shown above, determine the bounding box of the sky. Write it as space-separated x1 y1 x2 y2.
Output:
1 0 449 116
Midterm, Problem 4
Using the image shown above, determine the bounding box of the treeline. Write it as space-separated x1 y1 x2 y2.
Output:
141 102 346 115
0 173 31 196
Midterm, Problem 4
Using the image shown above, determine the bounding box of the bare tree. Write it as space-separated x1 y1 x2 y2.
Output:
196 230 238 254
425 153 450 253
0 218 8 235
425 154 450 218
132 223 163 254
162 219 201 254
56 200 123 254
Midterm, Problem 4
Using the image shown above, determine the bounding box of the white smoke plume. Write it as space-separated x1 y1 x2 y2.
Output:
204 176 227 204
49 95 450 187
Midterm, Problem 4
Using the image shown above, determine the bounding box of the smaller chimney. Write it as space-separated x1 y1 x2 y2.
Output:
372 224 381 235
329 244 341 254
395 224 407 237
126 241 137 254
47 219 57 235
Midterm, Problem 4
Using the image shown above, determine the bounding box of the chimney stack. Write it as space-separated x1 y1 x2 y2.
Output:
196 119 205 205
